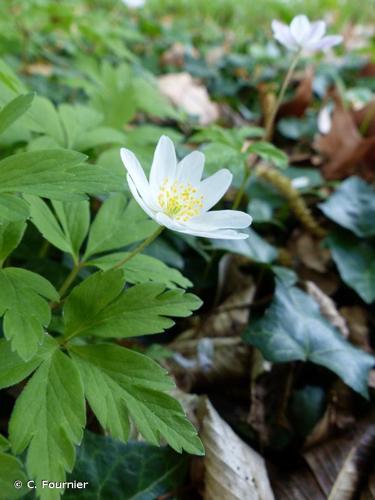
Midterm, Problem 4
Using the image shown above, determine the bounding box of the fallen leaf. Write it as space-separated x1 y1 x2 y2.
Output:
340 306 371 352
167 336 250 391
199 398 275 500
276 67 314 120
304 415 375 500
158 72 220 125
315 93 375 181
23 62 53 77
306 281 349 338
289 230 330 273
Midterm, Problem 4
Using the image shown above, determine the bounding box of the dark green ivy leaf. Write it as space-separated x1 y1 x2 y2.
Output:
319 176 375 237
65 432 188 499
326 231 375 304
243 282 374 397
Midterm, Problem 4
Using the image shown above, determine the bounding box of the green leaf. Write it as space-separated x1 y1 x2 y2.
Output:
70 343 204 455
0 150 123 201
9 350 86 499
25 195 90 261
88 252 191 288
52 200 90 259
0 336 58 389
63 270 201 340
25 195 73 254
84 194 156 259
0 93 34 135
211 228 277 263
243 282 375 397
289 386 325 438
0 195 29 224
0 268 59 360
319 177 375 237
247 141 288 168
0 220 26 263
0 434 10 452
326 231 375 303
0 452 28 499
65 432 188 499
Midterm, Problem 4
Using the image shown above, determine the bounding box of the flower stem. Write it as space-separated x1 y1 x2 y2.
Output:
233 51 301 209
58 263 82 299
110 225 164 270
264 50 301 141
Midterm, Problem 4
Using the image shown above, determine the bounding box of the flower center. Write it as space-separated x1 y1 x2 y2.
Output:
157 178 204 222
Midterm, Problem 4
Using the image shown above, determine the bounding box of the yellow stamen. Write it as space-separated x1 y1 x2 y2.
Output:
158 178 204 221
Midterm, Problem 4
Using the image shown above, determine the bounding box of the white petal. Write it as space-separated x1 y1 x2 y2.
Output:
271 20 299 50
121 148 157 209
317 106 332 134
182 228 249 239
187 210 252 231
155 212 248 239
127 174 156 220
309 35 343 51
307 20 326 43
199 169 233 211
176 151 205 185
290 15 311 44
149 135 177 192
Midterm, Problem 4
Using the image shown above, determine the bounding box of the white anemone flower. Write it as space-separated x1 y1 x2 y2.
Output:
121 0 145 8
121 136 252 240
272 15 342 53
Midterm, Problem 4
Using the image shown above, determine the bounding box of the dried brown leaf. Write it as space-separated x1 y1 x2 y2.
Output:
199 398 275 500
167 336 250 391
315 93 375 180
158 72 219 125
304 416 375 500
305 281 349 338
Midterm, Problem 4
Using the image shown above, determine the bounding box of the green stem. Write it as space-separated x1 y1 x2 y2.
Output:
58 263 82 299
232 168 251 210
233 51 301 209
264 50 301 141
110 226 164 270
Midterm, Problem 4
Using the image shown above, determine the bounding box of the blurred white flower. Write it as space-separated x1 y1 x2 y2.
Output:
317 106 332 134
291 176 310 189
121 0 145 8
272 15 342 53
121 136 252 239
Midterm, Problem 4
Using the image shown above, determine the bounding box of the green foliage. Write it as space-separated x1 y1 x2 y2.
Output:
27 102 126 152
243 282 375 397
9 350 86 500
89 252 192 288
247 141 289 168
0 269 58 360
76 61 178 128
0 452 28 499
0 336 57 389
26 195 90 262
320 177 375 237
84 194 157 259
0 150 123 201
0 220 26 264
65 432 189 499
70 344 204 454
326 231 375 303
63 269 202 340
0 93 34 135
